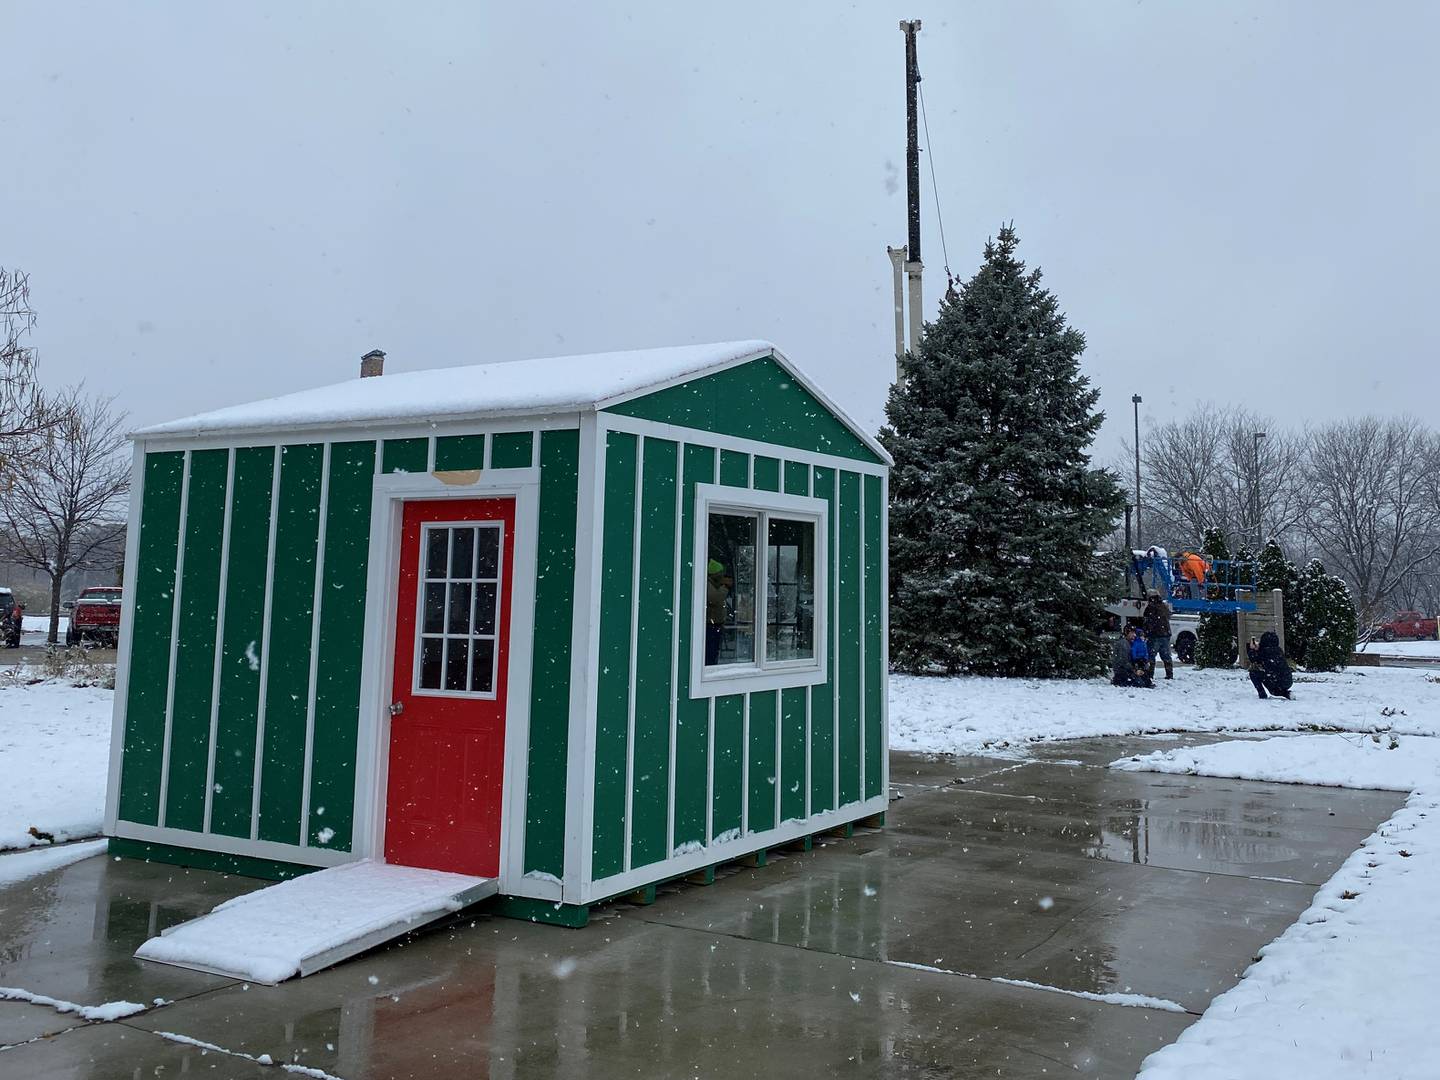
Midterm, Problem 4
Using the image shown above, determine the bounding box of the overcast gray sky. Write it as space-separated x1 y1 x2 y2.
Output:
7 2 1437 461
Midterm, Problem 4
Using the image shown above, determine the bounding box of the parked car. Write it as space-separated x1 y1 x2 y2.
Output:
66 586 123 647
1373 611 1438 642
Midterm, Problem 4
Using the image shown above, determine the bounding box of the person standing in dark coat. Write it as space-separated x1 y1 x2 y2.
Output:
1142 592 1174 681
1246 630 1293 699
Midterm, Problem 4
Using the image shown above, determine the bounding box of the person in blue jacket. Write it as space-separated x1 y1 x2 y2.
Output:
1112 626 1154 688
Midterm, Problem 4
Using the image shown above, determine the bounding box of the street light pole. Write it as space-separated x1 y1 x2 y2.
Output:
1132 394 1143 549
1253 431 1267 549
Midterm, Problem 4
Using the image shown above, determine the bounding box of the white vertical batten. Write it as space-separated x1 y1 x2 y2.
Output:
880 470 891 803
858 474 866 803
103 446 149 834
249 444 284 841
201 448 237 835
804 464 813 819
156 450 192 827
621 436 644 871
569 413 604 903
832 470 841 811
665 442 683 856
704 451 717 844
297 441 333 847
740 692 750 836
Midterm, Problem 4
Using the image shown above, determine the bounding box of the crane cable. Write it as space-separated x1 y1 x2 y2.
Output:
916 73 955 293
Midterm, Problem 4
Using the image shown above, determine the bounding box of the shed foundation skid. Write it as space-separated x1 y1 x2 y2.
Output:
107 342 889 963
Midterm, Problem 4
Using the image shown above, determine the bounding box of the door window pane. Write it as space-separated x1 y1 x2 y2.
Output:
476 526 500 579
422 583 445 634
450 527 476 579
767 518 815 661
448 582 472 634
444 638 470 691
425 529 448 579
471 638 496 693
706 513 757 666
419 637 443 689
473 582 497 636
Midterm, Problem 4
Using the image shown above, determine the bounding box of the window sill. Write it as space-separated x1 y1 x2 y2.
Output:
690 664 826 699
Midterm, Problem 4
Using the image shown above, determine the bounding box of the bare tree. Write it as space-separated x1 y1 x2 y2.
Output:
0 388 130 642
1304 417 1440 623
0 268 65 444
1129 403 1309 555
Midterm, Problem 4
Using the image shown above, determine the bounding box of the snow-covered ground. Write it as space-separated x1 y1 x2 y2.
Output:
891 665 1439 757
1122 734 1439 1079
0 680 113 850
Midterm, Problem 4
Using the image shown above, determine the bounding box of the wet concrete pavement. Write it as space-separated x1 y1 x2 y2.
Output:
0 736 1405 1078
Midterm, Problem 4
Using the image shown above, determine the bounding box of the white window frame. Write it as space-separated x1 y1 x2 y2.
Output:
690 483 828 698
412 519 506 701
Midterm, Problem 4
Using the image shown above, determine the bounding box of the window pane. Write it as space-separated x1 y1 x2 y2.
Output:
451 527 476 579
423 583 445 634
444 638 470 691
448 583 472 634
473 581 498 636
425 529 448 579
419 637 443 689
706 512 756 666
767 517 815 662
471 638 496 693
476 526 500 579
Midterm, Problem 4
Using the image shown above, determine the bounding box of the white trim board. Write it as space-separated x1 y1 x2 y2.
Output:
132 412 584 453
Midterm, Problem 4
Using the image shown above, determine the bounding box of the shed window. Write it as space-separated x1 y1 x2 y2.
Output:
692 483 828 696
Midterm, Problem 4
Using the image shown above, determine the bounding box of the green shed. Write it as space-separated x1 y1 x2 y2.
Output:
106 340 890 925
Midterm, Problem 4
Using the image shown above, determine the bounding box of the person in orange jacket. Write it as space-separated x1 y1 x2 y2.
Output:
1176 551 1210 599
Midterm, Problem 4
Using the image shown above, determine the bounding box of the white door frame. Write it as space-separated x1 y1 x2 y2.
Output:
351 468 553 899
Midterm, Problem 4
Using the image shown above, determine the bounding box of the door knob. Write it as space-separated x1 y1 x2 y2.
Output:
389 700 405 717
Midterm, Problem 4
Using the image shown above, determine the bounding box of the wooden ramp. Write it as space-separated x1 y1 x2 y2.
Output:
134 860 496 984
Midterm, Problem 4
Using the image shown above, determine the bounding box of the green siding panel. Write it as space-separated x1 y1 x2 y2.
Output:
210 446 277 838
783 460 809 496
604 357 882 464
863 473 885 801
524 429 579 877
592 432 637 880
491 431 534 469
837 471 862 806
382 438 427 474
630 438 677 869
752 455 780 493
162 449 229 833
118 452 186 825
747 689 777 833
257 443 324 845
711 695 743 839
672 443 716 852
306 440 376 851
809 466 836 813
779 687 807 822
719 450 749 489
433 434 485 472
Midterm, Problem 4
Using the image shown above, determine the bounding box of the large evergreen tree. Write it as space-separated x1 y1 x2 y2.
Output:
1298 558 1358 671
881 226 1124 677
1194 527 1238 668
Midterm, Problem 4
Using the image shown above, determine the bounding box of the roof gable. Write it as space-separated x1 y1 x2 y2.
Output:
602 355 885 465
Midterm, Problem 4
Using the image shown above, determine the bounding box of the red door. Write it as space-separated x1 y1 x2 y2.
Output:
385 498 515 877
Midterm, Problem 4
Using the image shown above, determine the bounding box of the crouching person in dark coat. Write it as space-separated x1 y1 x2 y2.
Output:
1112 626 1154 688
1246 630 1293 699
1142 592 1174 681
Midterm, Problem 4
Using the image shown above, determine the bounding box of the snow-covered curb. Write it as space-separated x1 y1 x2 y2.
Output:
0 839 108 887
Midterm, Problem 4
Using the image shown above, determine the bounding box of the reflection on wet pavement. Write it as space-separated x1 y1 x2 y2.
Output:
0 735 1404 1078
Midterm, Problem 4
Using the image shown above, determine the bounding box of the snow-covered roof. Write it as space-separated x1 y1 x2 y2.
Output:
135 340 783 439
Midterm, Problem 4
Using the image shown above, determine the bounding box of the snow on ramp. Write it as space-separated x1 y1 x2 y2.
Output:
134 860 495 983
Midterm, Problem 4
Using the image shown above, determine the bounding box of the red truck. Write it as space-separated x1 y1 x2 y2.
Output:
1373 611 1438 642
66 586 123 647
